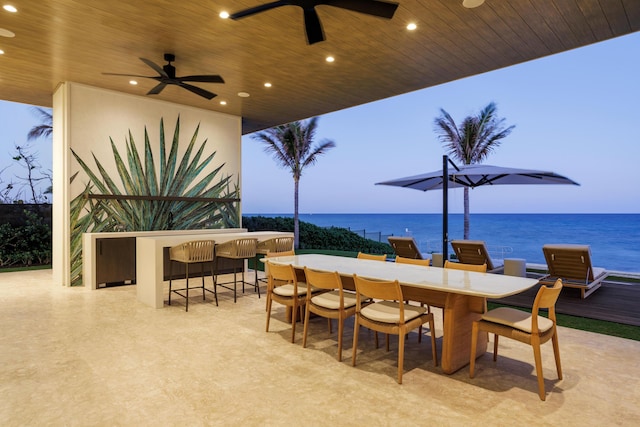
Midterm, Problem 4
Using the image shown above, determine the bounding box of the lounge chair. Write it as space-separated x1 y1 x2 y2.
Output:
541 244 607 299
388 236 425 260
450 240 504 274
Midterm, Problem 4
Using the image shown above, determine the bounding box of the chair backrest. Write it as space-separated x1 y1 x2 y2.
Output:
396 256 431 267
257 236 294 254
531 279 563 331
388 236 424 259
543 244 595 282
353 275 404 316
266 261 298 291
266 250 295 258
170 240 214 263
357 252 387 261
304 267 344 305
450 240 496 271
444 260 487 273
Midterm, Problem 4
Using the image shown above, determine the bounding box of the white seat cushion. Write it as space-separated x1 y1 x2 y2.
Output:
360 300 426 323
482 307 554 333
311 290 357 310
272 282 309 297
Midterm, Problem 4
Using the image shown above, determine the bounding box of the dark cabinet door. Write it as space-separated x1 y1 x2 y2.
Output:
96 237 136 285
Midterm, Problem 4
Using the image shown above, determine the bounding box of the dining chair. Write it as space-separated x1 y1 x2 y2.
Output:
214 238 258 302
396 255 432 342
352 274 438 384
444 260 487 273
168 240 216 312
469 279 563 401
357 252 387 261
265 261 309 343
302 267 358 361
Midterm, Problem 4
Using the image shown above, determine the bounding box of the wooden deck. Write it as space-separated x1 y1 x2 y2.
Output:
492 277 640 327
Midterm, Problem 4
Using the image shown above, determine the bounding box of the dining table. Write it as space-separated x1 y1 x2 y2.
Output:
266 253 539 374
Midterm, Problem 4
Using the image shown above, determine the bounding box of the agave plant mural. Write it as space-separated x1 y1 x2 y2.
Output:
68 116 240 286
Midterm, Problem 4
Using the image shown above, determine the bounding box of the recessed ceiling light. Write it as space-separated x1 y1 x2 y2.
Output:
238 92 250 98
219 11 229 19
0 49 4 55
326 56 335 63
220 100 227 106
129 80 138 85
462 0 485 8
3 5 17 13
407 23 417 31
264 82 272 88
0 28 15 37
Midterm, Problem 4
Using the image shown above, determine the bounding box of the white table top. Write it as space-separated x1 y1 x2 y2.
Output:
266 254 538 299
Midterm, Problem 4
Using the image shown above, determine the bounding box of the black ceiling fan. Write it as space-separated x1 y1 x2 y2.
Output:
229 0 399 45
103 54 224 100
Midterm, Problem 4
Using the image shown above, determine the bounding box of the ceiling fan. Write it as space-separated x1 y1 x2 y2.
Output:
229 0 400 45
103 54 225 100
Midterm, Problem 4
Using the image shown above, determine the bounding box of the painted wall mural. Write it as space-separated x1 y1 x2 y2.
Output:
68 116 240 286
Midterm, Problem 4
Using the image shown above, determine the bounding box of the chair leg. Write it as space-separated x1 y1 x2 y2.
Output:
398 329 405 384
201 263 205 301
168 261 173 306
302 304 311 348
337 317 344 362
265 293 273 332
493 334 499 361
428 315 438 367
185 264 189 312
532 339 546 401
469 321 479 378
233 267 237 303
552 329 562 380
352 317 360 367
211 261 218 306
386 333 390 352
291 301 298 343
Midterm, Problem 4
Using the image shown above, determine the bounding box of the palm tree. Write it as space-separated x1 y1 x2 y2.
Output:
27 107 53 141
253 117 336 249
434 102 514 239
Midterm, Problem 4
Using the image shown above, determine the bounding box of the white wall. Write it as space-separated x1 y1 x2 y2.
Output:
52 82 242 286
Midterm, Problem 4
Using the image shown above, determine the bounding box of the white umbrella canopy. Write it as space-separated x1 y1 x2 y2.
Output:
376 164 580 191
376 158 580 262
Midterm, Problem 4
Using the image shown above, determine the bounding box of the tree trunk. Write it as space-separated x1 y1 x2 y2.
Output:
294 177 300 249
463 187 470 239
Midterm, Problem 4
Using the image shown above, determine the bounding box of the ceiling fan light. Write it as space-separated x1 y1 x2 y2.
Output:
462 0 485 8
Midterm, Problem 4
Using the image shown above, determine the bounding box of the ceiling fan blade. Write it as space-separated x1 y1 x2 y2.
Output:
177 75 225 84
230 0 290 19
102 73 156 79
304 8 325 44
139 58 169 78
147 83 167 95
328 0 399 19
179 83 217 100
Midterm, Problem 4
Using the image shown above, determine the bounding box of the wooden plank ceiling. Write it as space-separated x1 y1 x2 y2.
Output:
0 0 638 134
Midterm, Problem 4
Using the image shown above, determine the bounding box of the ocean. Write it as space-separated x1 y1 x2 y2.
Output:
245 213 640 273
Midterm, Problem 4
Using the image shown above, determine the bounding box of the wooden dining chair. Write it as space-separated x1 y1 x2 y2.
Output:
357 252 387 261
352 274 438 384
265 261 309 343
302 267 358 361
395 256 431 266
469 279 563 401
255 236 295 285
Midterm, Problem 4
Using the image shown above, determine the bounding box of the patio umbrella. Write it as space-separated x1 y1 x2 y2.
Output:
376 156 580 262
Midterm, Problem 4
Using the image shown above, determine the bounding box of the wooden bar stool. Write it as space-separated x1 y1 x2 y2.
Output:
255 236 294 287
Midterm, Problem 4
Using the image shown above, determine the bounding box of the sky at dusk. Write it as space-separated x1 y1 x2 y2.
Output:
242 31 640 214
1 32 639 213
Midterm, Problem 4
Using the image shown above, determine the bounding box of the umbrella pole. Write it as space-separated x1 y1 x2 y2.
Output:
443 155 448 263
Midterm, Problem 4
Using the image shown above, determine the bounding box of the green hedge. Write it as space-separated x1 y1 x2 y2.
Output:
242 216 393 254
0 209 52 267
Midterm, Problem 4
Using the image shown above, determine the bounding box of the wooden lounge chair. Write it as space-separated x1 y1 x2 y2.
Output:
388 236 425 260
541 244 607 299
450 240 504 274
